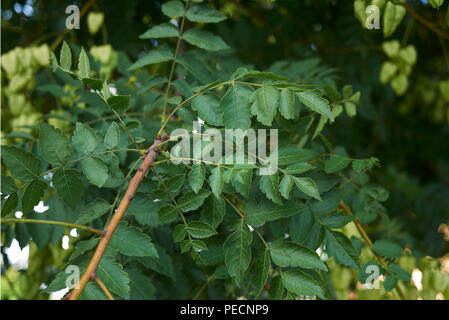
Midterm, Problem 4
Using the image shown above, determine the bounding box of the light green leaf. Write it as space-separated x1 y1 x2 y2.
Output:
321 211 355 229
22 180 47 214
82 77 103 90
270 241 327 271
96 256 130 299
128 47 174 70
245 199 305 227
209 167 224 199
178 189 211 212
279 174 294 200
224 221 252 286
187 221 217 239
78 47 90 79
75 199 110 225
186 4 227 23
292 176 321 200
260 173 282 205
278 146 317 165
269 275 284 300
80 282 108 300
383 2 406 38
1 175 17 195
325 229 361 270
372 239 403 258
173 224 187 242
252 250 270 297
71 122 98 154
250 86 279 126
52 169 84 209
69 237 99 261
324 155 351 174
281 269 324 298
39 123 72 166
200 197 225 229
107 95 131 113
139 23 179 39
1 146 41 183
60 41 72 70
296 91 334 120
283 162 314 175
104 122 120 149
183 29 229 51
81 157 108 188
158 204 178 223
191 93 223 126
279 88 295 120
189 164 206 193
161 0 185 18
109 222 158 257
352 157 380 172
2 192 18 216
231 169 253 198
220 84 253 130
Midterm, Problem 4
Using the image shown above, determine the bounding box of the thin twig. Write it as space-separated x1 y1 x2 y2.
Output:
1 218 103 235
402 3 449 40
93 274 114 300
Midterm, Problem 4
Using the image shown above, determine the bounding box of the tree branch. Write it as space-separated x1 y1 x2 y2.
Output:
402 3 449 40
67 132 169 300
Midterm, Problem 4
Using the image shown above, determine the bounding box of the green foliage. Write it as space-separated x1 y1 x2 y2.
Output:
2 0 448 301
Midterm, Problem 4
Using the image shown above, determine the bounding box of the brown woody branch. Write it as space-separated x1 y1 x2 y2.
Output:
402 3 449 40
68 132 169 300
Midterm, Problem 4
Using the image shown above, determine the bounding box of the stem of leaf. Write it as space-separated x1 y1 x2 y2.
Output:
161 1 190 124
93 274 114 300
1 218 103 235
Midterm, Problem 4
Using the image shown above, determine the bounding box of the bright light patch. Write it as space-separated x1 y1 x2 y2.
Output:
70 228 78 237
62 235 70 250
4 240 29 270
34 201 49 213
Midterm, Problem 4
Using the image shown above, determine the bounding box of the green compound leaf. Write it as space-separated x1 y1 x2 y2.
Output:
270 241 327 271
71 122 98 155
52 169 84 209
183 29 229 51
281 269 325 298
224 221 252 287
1 146 42 183
220 84 253 130
139 23 179 39
81 157 108 188
189 163 206 193
325 229 361 270
39 123 72 166
109 222 158 257
250 86 279 126
186 4 227 23
296 91 334 121
22 180 47 214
